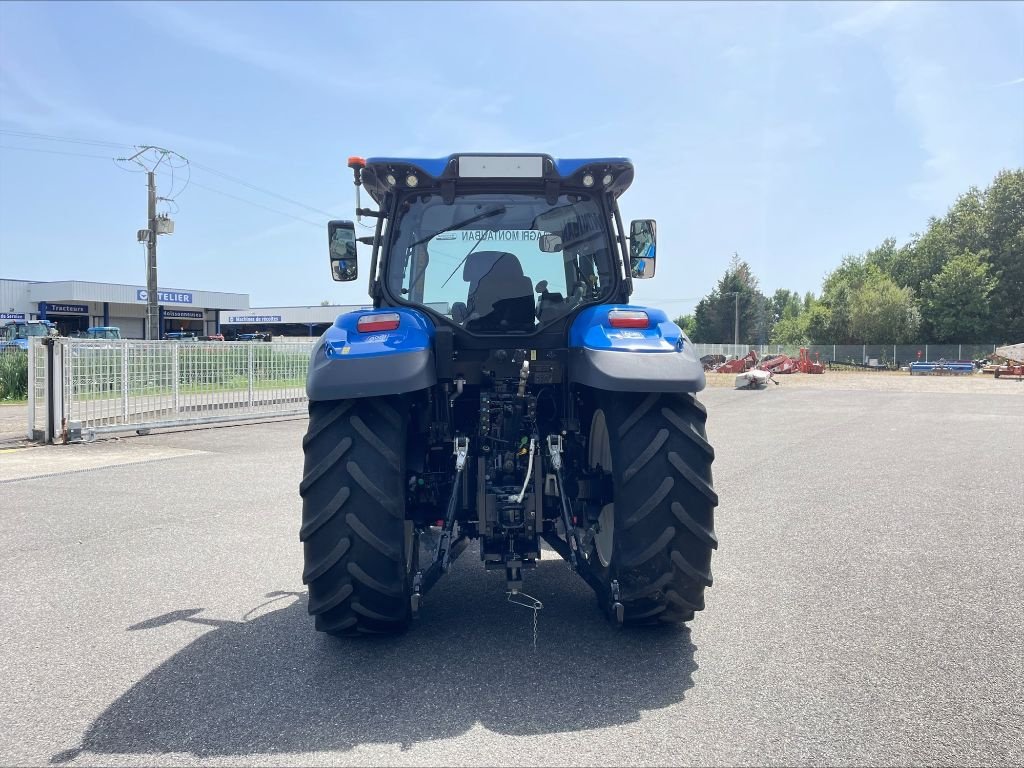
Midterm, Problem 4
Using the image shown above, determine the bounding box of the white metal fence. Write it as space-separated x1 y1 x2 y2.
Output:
29 338 316 442
690 343 1000 368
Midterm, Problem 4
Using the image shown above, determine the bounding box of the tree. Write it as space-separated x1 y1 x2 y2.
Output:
921 251 996 342
691 255 769 343
848 271 920 343
320 300 332 306
769 314 809 345
673 314 696 336
818 255 872 343
768 288 802 324
982 169 1024 340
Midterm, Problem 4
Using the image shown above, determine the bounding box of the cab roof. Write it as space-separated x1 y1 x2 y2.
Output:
360 153 634 205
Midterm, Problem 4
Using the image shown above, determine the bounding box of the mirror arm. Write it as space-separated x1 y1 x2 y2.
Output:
356 208 383 218
612 204 633 298
357 236 375 245
367 207 386 302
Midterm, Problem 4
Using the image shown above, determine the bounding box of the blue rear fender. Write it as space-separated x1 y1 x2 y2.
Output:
306 308 437 401
568 305 705 393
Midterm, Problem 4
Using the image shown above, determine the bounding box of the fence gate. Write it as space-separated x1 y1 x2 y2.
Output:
29 338 316 443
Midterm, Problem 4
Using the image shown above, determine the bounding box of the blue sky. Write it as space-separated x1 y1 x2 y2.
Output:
1 1 1021 313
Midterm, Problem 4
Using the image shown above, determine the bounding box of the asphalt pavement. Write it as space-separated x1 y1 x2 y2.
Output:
1 386 1022 766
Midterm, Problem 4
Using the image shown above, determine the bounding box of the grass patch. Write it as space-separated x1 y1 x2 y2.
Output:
0 350 28 401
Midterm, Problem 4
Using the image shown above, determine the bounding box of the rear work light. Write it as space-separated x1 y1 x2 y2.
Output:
357 313 401 333
608 310 650 329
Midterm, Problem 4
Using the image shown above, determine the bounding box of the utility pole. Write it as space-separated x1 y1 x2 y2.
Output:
146 171 159 340
725 291 740 345
117 146 188 340
733 290 741 346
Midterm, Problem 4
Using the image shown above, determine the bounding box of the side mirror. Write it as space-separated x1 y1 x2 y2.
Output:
328 220 358 282
629 219 657 279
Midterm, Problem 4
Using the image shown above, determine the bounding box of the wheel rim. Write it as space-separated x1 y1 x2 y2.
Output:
589 409 614 568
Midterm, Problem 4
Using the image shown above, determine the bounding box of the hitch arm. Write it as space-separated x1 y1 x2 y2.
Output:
546 435 587 569
413 437 470 614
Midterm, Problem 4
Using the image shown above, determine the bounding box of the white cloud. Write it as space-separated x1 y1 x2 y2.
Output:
826 1 905 36
0 56 243 157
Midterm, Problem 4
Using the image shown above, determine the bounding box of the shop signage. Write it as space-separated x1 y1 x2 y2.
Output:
137 289 193 304
227 315 282 323
43 303 88 314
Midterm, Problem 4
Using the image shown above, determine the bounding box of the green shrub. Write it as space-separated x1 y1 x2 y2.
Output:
0 349 29 401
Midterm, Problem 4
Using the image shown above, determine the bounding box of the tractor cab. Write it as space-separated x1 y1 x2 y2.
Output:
0 320 58 350
328 154 657 343
84 326 121 340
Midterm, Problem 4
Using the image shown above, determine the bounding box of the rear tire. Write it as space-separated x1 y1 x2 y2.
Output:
585 391 718 625
299 397 411 636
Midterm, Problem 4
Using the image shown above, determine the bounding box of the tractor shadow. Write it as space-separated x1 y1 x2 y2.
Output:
53 562 698 761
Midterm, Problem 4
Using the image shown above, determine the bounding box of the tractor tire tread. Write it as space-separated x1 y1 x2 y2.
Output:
301 397 410 636
592 391 717 627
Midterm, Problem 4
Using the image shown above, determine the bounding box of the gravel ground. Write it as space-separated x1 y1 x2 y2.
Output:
1 386 1022 767
706 370 1024 394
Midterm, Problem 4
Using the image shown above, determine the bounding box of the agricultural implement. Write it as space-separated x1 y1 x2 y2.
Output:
909 360 976 375
716 350 757 374
797 347 824 374
735 369 776 389
757 354 798 375
991 343 1024 380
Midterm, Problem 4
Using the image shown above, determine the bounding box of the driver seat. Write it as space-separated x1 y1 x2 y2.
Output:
461 251 535 332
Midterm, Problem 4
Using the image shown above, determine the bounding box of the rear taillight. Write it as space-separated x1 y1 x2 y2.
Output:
608 310 649 329
356 313 400 333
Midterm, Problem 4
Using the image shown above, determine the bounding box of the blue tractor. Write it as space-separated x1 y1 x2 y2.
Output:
301 154 718 635
0 319 58 350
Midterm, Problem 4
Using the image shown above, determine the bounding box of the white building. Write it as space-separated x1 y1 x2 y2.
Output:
218 303 449 337
219 304 369 338
1 278 249 338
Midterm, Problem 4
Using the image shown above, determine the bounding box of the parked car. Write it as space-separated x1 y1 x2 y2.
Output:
162 331 199 341
200 333 225 341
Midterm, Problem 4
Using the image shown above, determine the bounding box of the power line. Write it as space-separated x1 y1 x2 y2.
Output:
0 129 337 217
0 143 115 160
0 143 318 224
164 174 321 227
189 160 337 218
0 129 131 149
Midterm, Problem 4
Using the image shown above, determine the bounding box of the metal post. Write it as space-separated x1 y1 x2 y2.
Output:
27 340 35 440
146 171 159 340
247 343 254 408
49 341 65 444
122 343 129 421
833 344 836 361
925 344 929 361
172 343 180 414
958 344 962 360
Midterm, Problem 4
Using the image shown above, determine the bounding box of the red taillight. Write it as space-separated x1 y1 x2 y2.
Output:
347 156 366 168
608 310 649 329
357 313 400 333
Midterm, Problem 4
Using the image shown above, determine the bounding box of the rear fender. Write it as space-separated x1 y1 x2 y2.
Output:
567 305 705 393
306 308 436 401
